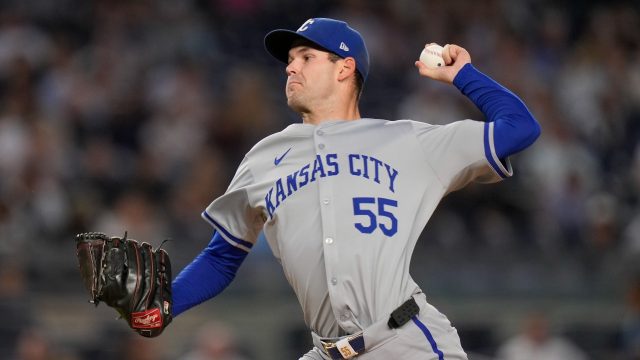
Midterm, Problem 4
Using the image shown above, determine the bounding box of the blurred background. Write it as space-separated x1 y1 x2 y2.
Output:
0 0 639 359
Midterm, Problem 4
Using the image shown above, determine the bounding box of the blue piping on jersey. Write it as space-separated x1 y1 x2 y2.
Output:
412 316 445 360
202 211 254 250
483 123 507 178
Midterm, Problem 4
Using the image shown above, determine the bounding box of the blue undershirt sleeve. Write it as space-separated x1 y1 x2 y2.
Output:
171 231 249 317
453 63 541 159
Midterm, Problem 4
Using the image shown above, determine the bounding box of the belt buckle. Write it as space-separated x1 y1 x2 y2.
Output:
321 340 336 353
321 340 341 360
321 335 360 360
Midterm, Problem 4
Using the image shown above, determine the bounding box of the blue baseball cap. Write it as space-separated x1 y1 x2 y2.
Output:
264 18 370 81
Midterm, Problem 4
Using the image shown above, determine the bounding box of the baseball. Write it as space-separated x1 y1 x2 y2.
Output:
419 44 445 68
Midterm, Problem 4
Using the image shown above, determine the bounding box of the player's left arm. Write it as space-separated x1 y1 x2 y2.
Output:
171 231 249 317
415 44 541 158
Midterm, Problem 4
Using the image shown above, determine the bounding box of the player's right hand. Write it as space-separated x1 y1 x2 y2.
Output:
415 43 471 84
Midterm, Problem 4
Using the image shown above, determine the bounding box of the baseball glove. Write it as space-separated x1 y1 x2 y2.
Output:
75 232 172 337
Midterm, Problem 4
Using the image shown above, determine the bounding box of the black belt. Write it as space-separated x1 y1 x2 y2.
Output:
321 297 420 359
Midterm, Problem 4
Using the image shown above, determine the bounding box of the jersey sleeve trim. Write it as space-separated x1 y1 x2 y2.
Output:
484 122 513 178
201 211 253 252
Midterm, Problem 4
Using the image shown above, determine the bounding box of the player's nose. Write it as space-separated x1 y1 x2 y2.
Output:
286 60 299 76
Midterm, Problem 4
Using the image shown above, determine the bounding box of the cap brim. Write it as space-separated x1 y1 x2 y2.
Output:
264 29 328 64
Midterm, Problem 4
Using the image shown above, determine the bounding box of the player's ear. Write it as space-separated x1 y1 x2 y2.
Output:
337 57 357 82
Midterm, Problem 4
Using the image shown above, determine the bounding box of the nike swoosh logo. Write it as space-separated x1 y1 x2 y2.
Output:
274 147 292 166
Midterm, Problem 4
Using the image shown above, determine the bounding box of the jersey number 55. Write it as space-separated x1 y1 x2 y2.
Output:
352 197 398 237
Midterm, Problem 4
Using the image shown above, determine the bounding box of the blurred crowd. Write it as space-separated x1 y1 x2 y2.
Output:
0 0 639 358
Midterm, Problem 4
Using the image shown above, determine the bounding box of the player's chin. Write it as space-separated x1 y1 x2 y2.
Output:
287 96 309 113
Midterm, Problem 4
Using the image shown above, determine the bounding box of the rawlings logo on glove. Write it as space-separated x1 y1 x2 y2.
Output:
132 308 162 329
75 232 172 337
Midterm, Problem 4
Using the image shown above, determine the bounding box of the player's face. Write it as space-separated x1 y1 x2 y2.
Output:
285 46 341 113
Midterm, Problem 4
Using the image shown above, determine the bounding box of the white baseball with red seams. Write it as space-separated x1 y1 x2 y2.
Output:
419 44 445 68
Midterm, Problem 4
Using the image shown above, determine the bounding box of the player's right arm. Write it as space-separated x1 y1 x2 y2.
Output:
413 43 540 190
415 43 541 160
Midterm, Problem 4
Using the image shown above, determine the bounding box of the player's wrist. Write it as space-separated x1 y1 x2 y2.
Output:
452 63 478 90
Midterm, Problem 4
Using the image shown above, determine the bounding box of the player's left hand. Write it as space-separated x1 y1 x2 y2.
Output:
75 232 173 337
415 43 471 84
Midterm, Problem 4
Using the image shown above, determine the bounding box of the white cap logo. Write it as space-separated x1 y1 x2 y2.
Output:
339 42 350 52
298 19 314 32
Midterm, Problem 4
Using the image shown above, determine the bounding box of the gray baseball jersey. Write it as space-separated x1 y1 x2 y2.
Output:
202 118 511 352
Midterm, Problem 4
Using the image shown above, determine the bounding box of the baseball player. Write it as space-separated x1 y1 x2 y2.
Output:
171 18 540 359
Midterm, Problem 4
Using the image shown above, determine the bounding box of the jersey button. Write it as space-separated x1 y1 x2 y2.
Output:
323 199 330 205
340 314 349 321
316 130 324 136
325 237 334 244
331 277 337 285
318 143 325 150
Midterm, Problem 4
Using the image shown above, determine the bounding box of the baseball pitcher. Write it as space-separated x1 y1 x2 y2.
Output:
76 17 540 360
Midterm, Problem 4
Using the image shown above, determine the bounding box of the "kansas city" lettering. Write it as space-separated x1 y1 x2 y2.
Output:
264 153 399 218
